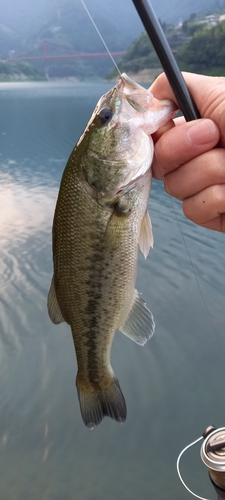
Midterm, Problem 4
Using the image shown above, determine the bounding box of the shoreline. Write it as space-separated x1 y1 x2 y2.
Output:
0 68 163 84
106 68 163 83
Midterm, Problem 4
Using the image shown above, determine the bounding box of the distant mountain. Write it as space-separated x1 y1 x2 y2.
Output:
1 0 225 40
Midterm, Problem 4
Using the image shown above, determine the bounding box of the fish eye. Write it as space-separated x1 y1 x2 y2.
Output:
97 107 113 126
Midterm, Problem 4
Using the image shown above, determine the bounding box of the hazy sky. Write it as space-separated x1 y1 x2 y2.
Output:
0 0 219 36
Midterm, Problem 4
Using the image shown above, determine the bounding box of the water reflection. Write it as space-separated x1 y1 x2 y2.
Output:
0 82 224 500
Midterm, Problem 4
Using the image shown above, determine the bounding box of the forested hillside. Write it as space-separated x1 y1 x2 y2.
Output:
177 19 225 74
108 14 225 80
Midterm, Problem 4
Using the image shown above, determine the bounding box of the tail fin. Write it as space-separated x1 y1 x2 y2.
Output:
76 377 127 429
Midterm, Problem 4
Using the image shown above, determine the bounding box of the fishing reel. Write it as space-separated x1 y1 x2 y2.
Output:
178 426 225 500
201 426 225 500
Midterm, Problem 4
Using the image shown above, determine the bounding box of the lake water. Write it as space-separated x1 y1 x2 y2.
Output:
0 81 225 500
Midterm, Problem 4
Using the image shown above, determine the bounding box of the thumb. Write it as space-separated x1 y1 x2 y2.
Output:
150 72 225 146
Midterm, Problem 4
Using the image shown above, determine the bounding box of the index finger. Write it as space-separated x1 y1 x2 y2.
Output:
152 116 185 143
152 118 220 179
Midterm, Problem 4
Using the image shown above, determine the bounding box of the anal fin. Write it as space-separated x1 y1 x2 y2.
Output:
119 289 155 345
47 276 65 324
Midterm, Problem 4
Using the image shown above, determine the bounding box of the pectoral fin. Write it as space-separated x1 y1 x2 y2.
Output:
47 277 65 324
119 289 155 346
139 210 153 259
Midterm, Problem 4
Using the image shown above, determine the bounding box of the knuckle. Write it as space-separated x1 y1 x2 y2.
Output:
155 134 180 170
211 149 225 182
196 149 225 185
211 184 225 206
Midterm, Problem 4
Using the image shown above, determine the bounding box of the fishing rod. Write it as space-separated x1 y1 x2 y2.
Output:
131 0 201 121
130 5 225 497
177 426 225 500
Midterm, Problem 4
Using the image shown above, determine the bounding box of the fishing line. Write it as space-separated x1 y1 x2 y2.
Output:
130 0 219 337
81 0 218 336
80 0 122 77
163 180 218 335
177 435 212 500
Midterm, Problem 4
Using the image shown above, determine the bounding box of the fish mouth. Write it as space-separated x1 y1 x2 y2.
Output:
116 73 146 93
115 73 154 112
114 73 177 125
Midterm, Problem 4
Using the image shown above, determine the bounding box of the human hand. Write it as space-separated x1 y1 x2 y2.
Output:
150 72 225 232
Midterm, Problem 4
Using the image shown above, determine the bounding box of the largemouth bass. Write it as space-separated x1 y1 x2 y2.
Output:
48 74 176 428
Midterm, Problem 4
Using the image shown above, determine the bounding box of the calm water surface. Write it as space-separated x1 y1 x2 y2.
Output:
0 81 225 500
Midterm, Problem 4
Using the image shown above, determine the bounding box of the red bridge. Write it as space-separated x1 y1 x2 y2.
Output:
7 42 125 62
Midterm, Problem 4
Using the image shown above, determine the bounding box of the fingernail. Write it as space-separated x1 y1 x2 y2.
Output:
186 119 218 146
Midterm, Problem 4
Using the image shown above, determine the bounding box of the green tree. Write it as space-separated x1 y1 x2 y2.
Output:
177 20 225 71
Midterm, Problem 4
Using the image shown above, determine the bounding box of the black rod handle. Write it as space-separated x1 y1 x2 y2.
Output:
131 0 201 121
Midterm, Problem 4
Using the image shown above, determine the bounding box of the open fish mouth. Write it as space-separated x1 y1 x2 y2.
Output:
116 72 177 120
116 73 154 112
